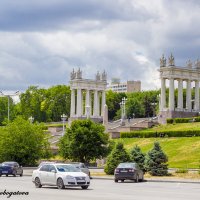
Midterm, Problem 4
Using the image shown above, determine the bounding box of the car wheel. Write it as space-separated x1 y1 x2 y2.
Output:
114 179 118 183
35 177 42 188
13 170 17 177
6 174 8 177
139 174 144 182
0 174 1 177
57 178 65 189
121 179 124 182
81 186 89 189
20 173 23 177
135 175 139 183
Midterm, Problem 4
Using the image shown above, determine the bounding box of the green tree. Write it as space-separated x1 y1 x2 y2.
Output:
104 142 130 175
130 145 146 172
145 142 168 176
106 90 126 120
59 119 110 163
0 117 51 166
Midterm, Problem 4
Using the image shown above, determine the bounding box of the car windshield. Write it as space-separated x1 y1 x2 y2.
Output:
56 165 81 172
2 163 14 166
118 163 135 168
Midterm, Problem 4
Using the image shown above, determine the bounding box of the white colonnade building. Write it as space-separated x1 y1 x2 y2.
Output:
158 54 200 124
69 69 107 123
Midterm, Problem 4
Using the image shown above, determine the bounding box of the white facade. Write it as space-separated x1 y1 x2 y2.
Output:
69 69 107 122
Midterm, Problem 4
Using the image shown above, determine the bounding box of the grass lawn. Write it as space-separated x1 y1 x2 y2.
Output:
143 122 200 132
115 137 200 169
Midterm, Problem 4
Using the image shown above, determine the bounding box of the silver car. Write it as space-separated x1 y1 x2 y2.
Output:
69 163 91 178
32 163 90 189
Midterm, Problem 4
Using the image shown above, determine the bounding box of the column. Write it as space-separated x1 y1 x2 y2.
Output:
76 88 82 117
160 78 166 110
93 90 99 116
101 91 106 117
186 80 191 111
194 80 199 111
70 89 75 117
177 79 183 111
85 90 91 116
169 78 174 111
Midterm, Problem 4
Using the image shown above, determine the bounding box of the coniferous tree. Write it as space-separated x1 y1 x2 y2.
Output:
104 142 130 175
130 145 146 172
145 142 168 176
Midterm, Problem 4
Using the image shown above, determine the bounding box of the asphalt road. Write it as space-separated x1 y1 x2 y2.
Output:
0 176 199 200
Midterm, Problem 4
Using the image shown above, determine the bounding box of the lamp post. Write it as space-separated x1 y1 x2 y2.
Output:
61 114 67 137
0 91 20 123
122 97 127 119
29 116 34 123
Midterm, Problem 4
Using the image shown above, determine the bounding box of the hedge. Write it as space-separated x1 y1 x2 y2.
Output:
120 130 200 138
167 117 200 124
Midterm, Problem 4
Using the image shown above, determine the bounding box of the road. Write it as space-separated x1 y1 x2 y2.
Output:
0 176 199 200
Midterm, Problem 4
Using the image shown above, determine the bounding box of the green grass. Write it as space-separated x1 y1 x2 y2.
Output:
143 122 200 132
115 137 200 169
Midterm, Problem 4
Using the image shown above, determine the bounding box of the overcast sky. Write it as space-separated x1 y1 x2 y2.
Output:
0 0 200 92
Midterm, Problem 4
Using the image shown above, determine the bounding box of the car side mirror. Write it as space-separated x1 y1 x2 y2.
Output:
51 170 56 173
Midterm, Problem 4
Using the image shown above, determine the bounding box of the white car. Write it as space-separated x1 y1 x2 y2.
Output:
32 163 90 189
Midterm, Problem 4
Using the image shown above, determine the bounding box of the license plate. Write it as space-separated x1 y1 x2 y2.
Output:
2 171 8 173
120 170 127 172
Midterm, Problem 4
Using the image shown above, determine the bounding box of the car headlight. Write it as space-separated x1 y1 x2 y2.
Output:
66 175 75 179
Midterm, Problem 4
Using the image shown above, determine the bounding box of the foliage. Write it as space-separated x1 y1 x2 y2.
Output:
59 119 110 163
166 118 174 124
104 142 130 175
175 168 188 173
106 90 127 120
0 117 51 166
19 85 71 123
130 145 146 172
145 142 168 176
120 130 200 138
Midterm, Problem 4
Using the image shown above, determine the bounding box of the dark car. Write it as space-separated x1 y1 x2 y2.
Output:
0 162 23 177
114 162 144 183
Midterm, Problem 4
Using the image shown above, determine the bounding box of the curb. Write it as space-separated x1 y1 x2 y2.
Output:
24 174 200 184
91 176 200 184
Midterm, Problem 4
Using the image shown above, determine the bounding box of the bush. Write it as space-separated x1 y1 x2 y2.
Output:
175 168 188 173
120 130 200 138
166 118 174 124
145 142 168 176
104 142 130 175
174 118 190 123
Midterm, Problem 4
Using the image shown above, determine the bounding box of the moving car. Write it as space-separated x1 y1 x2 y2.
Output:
114 162 144 183
0 161 23 177
70 162 91 177
32 163 90 189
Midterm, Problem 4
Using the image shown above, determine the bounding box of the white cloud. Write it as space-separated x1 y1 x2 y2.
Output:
0 0 200 92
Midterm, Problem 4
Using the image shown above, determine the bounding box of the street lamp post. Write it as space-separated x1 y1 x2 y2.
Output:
0 91 20 123
29 116 34 123
120 97 127 125
61 114 67 137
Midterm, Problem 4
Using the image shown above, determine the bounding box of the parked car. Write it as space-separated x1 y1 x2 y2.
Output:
69 162 91 177
0 161 23 177
32 163 90 189
114 162 144 183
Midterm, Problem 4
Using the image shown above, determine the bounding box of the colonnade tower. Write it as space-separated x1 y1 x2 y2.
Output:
158 54 200 124
69 68 107 123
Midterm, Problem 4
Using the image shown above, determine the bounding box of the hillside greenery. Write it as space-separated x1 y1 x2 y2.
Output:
116 137 200 169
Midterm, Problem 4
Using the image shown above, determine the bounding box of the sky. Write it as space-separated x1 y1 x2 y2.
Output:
0 0 200 93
